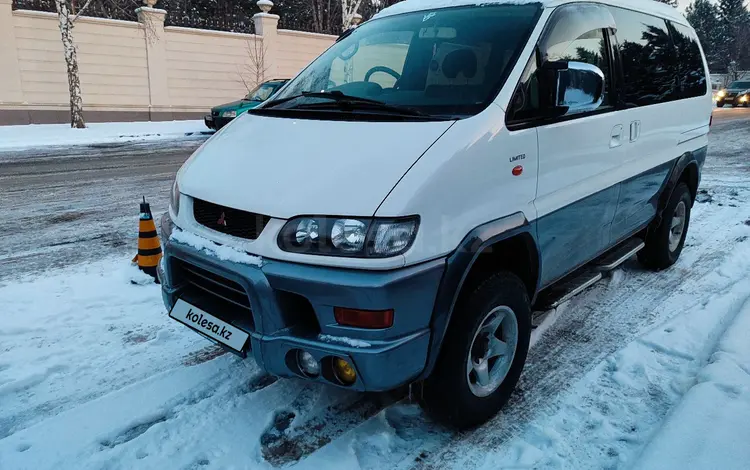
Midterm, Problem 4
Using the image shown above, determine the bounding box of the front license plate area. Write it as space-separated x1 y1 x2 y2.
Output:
169 299 249 351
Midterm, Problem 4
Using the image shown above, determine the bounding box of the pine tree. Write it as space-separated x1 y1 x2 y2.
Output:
686 0 723 71
717 0 750 71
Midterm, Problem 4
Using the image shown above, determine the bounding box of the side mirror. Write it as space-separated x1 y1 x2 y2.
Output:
544 60 605 115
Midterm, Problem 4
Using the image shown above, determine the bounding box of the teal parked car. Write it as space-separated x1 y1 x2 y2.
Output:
204 79 288 130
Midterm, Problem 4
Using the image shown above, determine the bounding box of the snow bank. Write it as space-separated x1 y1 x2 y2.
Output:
634 296 750 470
170 228 263 267
0 120 208 151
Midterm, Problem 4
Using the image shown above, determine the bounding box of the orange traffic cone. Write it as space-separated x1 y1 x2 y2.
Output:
133 196 162 282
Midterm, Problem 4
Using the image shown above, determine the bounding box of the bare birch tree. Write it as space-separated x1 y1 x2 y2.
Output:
54 0 93 128
53 0 145 128
340 0 363 31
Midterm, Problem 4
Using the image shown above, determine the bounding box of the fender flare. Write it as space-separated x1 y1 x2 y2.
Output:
653 146 706 228
419 212 540 379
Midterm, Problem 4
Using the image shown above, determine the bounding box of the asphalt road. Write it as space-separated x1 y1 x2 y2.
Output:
0 106 747 280
0 137 207 280
711 104 750 122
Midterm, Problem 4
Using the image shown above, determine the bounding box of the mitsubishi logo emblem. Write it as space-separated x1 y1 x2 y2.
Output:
217 212 227 227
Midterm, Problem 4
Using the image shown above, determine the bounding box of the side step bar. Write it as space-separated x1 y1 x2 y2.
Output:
594 238 645 271
536 270 602 310
533 238 645 313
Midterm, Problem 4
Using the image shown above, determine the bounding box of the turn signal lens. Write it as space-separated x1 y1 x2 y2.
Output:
334 307 394 329
333 357 357 385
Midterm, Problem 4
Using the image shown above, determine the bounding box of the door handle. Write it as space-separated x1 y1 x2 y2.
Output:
610 124 623 148
630 120 641 142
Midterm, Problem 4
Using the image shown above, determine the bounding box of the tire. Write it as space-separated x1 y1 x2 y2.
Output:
421 272 531 429
716 102 724 108
638 182 692 270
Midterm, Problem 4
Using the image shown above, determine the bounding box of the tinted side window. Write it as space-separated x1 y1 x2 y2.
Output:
610 7 676 106
670 22 708 98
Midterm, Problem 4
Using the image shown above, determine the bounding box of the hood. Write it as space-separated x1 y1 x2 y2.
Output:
212 99 262 113
178 113 454 219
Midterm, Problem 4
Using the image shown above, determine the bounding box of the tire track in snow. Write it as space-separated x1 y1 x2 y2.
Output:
392 186 750 470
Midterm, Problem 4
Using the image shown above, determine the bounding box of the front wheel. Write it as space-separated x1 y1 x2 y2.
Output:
716 101 725 108
638 182 692 270
421 272 531 429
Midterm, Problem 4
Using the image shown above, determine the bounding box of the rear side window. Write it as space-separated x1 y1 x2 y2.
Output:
670 22 708 98
610 7 676 107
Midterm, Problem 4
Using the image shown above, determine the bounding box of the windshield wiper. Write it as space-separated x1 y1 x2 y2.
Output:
259 90 433 118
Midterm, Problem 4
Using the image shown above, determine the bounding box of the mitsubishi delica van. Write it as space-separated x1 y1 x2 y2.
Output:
159 0 712 428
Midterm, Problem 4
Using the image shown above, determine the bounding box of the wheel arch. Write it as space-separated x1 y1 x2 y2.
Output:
419 212 540 380
655 147 706 227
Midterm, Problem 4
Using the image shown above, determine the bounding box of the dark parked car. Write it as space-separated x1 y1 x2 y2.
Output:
715 80 750 107
205 79 288 130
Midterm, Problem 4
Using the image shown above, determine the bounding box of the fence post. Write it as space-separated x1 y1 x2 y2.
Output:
136 6 171 121
0 0 26 124
253 0 280 79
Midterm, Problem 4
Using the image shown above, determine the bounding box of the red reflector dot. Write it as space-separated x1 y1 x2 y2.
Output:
334 307 394 329
512 165 523 176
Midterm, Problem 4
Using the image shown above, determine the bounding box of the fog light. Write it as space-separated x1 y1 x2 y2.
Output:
297 350 320 377
332 357 357 385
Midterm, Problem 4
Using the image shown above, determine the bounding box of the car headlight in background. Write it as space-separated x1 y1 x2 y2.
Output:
717 90 726 98
170 179 180 216
222 110 237 118
741 95 748 103
278 216 419 257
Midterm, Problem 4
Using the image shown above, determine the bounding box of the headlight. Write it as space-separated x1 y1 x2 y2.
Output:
170 179 180 216
331 219 367 252
717 90 726 98
222 110 237 118
741 95 748 102
278 216 419 258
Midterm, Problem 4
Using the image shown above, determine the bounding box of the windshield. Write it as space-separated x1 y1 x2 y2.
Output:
728 81 750 89
246 82 281 101
266 4 542 118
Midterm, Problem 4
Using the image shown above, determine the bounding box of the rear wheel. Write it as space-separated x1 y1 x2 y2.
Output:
421 272 531 429
638 182 692 270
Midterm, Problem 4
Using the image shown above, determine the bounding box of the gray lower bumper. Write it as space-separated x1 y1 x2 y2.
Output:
159 216 445 392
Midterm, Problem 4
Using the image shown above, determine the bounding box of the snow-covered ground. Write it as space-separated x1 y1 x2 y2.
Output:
0 116 749 470
0 120 209 152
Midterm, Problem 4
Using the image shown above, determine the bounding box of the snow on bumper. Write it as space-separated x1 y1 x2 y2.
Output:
160 214 445 391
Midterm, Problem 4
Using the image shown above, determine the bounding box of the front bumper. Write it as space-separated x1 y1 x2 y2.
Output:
717 95 749 106
204 114 235 130
159 215 445 392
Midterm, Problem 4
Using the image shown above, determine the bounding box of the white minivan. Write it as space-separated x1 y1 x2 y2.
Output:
159 0 713 428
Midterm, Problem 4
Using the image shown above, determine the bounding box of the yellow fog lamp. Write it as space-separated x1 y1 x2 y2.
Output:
332 357 357 385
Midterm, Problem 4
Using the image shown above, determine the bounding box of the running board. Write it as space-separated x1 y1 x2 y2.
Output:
536 270 603 310
594 238 645 271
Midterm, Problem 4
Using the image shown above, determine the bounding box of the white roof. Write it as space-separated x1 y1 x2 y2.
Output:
374 0 688 25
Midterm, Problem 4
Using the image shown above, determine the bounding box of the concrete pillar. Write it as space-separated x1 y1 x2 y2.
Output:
136 7 171 120
0 0 26 124
253 1 280 80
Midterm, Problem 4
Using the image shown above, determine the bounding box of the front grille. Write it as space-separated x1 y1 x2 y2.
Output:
173 259 255 332
193 198 270 240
